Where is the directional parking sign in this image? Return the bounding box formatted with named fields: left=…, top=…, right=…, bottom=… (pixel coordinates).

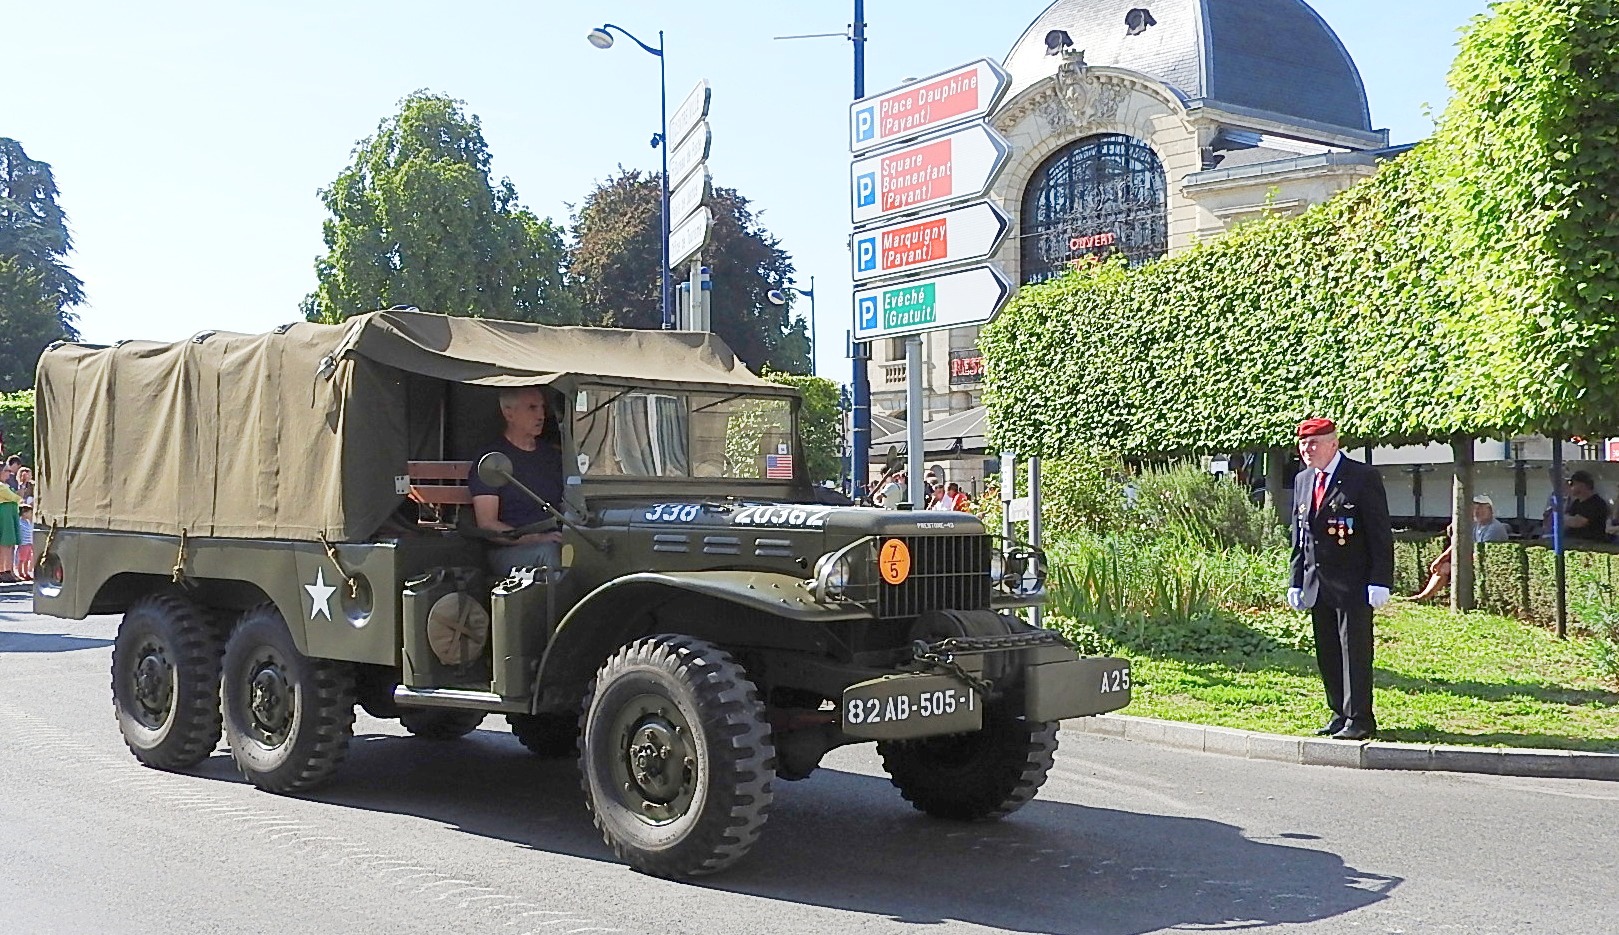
left=852, top=264, right=1012, bottom=342
left=850, top=59, right=1010, bottom=155
left=850, top=123, right=1011, bottom=227
left=851, top=202, right=1010, bottom=284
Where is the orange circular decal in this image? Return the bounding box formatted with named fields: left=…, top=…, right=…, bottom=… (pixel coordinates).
left=879, top=539, right=912, bottom=585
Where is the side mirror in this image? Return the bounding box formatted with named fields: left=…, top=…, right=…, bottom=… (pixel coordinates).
left=476, top=452, right=514, bottom=488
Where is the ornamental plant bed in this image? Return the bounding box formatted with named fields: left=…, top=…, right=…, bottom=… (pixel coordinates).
left=1053, top=603, right=1619, bottom=753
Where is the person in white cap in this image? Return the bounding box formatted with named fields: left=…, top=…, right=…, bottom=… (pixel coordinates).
left=1410, top=494, right=1512, bottom=602
left=1471, top=494, right=1510, bottom=543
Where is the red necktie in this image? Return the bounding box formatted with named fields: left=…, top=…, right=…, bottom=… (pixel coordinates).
left=1312, top=470, right=1328, bottom=512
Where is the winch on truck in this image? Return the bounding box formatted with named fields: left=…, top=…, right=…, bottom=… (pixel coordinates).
left=30, top=309, right=1131, bottom=878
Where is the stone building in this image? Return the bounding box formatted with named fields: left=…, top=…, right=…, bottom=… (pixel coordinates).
left=868, top=0, right=1400, bottom=491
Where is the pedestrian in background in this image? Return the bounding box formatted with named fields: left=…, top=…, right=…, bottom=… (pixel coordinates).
left=15, top=503, right=33, bottom=581
left=1287, top=417, right=1394, bottom=741
left=0, top=473, right=20, bottom=583
left=15, top=466, right=33, bottom=505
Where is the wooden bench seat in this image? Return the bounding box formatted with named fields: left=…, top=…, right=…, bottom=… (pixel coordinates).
left=406, top=460, right=475, bottom=506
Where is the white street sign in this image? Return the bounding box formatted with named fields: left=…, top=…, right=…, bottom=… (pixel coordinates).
left=850, top=59, right=1011, bottom=155
left=851, top=264, right=1012, bottom=341
left=668, top=122, right=711, bottom=188
left=670, top=79, right=711, bottom=148
left=670, top=206, right=712, bottom=268
left=1007, top=496, right=1033, bottom=522
left=670, top=169, right=710, bottom=229
left=850, top=201, right=1010, bottom=284
left=850, top=122, right=1011, bottom=226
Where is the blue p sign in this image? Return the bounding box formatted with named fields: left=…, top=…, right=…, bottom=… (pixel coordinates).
left=855, top=172, right=876, bottom=209
left=856, top=237, right=877, bottom=273
left=854, top=106, right=875, bottom=144
left=857, top=296, right=879, bottom=332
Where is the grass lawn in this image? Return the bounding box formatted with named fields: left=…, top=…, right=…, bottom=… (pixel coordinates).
left=1113, top=603, right=1619, bottom=752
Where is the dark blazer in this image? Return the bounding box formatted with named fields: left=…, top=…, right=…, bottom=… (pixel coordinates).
left=1290, top=456, right=1394, bottom=608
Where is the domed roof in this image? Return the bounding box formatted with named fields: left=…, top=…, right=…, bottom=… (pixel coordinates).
left=1003, top=0, right=1372, bottom=134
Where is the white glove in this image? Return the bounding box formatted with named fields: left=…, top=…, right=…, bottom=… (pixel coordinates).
left=1367, top=585, right=1391, bottom=609
left=1287, top=587, right=1306, bottom=611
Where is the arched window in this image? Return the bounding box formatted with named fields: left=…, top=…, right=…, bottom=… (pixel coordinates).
left=1019, top=134, right=1168, bottom=284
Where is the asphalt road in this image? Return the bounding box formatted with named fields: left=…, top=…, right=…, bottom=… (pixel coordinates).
left=2, top=590, right=1615, bottom=935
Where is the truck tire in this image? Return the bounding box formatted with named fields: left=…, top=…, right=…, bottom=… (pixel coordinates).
left=399, top=708, right=485, bottom=739
left=506, top=712, right=578, bottom=758
left=878, top=705, right=1058, bottom=821
left=579, top=635, right=775, bottom=878
left=110, top=592, right=224, bottom=770
left=221, top=603, right=356, bottom=793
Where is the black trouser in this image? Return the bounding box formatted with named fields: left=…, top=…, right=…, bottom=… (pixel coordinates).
left=1311, top=599, right=1375, bottom=730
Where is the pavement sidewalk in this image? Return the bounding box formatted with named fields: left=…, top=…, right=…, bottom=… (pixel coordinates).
left=1070, top=713, right=1619, bottom=781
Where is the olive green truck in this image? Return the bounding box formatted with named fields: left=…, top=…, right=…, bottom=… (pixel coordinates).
left=30, top=310, right=1130, bottom=877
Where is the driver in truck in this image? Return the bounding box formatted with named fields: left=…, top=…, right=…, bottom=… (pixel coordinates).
left=469, top=385, right=565, bottom=574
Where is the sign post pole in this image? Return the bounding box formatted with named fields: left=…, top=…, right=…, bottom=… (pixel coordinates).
left=850, top=0, right=870, bottom=497
left=906, top=335, right=925, bottom=508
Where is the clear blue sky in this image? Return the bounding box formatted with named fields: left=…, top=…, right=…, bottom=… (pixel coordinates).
left=14, top=0, right=1489, bottom=377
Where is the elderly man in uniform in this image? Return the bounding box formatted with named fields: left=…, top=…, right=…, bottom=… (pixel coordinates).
left=468, top=386, right=565, bottom=575
left=1287, top=417, right=1394, bottom=741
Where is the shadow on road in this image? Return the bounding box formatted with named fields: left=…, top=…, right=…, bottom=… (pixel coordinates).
left=190, top=727, right=1400, bottom=935
left=0, top=630, right=113, bottom=653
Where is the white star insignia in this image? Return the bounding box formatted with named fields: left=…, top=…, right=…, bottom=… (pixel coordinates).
left=304, top=568, right=337, bottom=621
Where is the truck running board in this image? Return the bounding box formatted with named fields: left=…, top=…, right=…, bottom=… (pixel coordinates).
left=392, top=686, right=525, bottom=713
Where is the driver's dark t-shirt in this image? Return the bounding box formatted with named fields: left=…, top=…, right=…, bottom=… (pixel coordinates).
left=467, top=436, right=565, bottom=527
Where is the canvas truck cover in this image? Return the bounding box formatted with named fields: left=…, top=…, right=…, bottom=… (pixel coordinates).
left=34, top=310, right=785, bottom=542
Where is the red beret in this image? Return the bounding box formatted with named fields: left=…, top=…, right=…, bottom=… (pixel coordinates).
left=1297, top=417, right=1337, bottom=438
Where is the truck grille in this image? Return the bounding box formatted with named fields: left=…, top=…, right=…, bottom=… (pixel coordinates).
left=876, top=535, right=992, bottom=619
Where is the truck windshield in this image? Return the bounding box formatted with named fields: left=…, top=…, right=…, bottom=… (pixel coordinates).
left=572, top=386, right=796, bottom=480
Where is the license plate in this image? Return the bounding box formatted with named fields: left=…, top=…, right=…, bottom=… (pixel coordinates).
left=841, top=673, right=983, bottom=741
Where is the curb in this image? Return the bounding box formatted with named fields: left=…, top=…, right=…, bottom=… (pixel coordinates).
left=1070, top=713, right=1619, bottom=782
left=0, top=582, right=32, bottom=596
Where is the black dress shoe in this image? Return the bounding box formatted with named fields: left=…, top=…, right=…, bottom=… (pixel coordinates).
left=1314, top=720, right=1347, bottom=736
left=1332, top=726, right=1374, bottom=740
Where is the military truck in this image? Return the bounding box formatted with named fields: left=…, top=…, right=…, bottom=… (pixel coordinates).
left=31, top=310, right=1130, bottom=878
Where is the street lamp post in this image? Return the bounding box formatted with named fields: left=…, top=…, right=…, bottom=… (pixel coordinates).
left=767, top=275, right=816, bottom=372
left=587, top=23, right=673, bottom=329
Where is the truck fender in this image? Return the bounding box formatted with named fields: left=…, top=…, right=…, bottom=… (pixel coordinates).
left=534, top=571, right=867, bottom=708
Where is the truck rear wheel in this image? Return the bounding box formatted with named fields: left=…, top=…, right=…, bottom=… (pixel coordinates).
left=579, top=635, right=775, bottom=878
left=878, top=705, right=1058, bottom=821
left=221, top=603, right=356, bottom=793
left=110, top=592, right=223, bottom=770
left=399, top=708, right=485, bottom=739
left=507, top=712, right=579, bottom=758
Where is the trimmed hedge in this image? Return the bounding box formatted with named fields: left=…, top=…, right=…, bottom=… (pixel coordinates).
left=0, top=390, right=32, bottom=465
left=984, top=0, right=1619, bottom=456
left=1394, top=536, right=1618, bottom=631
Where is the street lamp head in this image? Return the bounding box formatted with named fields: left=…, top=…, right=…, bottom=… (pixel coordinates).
left=766, top=289, right=787, bottom=306
left=586, top=27, right=614, bottom=49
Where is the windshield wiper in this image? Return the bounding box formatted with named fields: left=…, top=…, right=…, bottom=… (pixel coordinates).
left=691, top=392, right=749, bottom=414
left=581, top=387, right=636, bottom=420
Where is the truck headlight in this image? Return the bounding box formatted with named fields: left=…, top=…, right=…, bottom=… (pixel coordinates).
left=988, top=550, right=1006, bottom=582
left=812, top=551, right=853, bottom=599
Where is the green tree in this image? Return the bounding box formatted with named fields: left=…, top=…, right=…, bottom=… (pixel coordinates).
left=568, top=169, right=809, bottom=373
left=304, top=91, right=578, bottom=324
left=0, top=259, right=65, bottom=391
left=0, top=138, right=80, bottom=389
left=765, top=371, right=842, bottom=483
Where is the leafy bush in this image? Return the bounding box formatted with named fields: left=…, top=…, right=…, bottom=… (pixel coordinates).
left=984, top=0, right=1619, bottom=457
left=1045, top=532, right=1294, bottom=658
left=1394, top=536, right=1619, bottom=634
left=0, top=390, right=33, bottom=465
left=1127, top=464, right=1284, bottom=551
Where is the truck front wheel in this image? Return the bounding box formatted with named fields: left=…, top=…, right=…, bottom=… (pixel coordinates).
left=579, top=635, right=775, bottom=878
left=221, top=603, right=356, bottom=793
left=110, top=592, right=223, bottom=770
left=878, top=705, right=1058, bottom=820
